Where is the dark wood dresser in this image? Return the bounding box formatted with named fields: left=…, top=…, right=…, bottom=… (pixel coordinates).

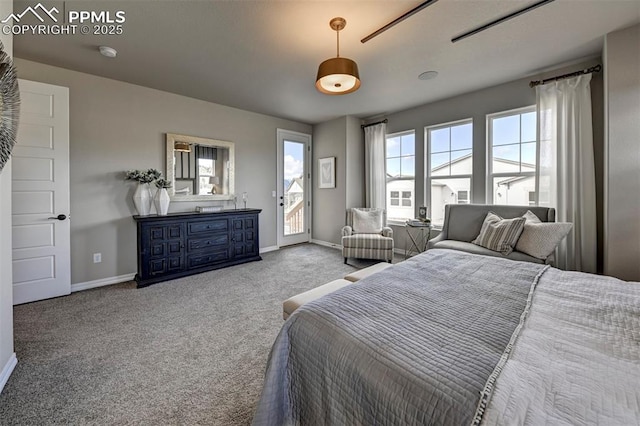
left=133, top=209, right=261, bottom=287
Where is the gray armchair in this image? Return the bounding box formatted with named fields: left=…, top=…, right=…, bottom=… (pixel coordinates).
left=427, top=204, right=556, bottom=264
left=342, top=208, right=394, bottom=264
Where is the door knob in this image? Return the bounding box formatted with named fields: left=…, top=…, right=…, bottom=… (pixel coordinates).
left=279, top=203, right=284, bottom=207
left=48, top=214, right=67, bottom=221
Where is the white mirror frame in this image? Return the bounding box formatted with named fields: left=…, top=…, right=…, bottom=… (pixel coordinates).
left=166, top=133, right=235, bottom=201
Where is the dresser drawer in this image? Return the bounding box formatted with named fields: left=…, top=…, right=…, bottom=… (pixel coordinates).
left=187, top=250, right=229, bottom=268
left=188, top=219, right=228, bottom=235
left=188, top=234, right=229, bottom=251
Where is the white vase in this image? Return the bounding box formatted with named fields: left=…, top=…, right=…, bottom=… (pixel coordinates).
left=133, top=183, right=152, bottom=216
left=154, top=187, right=171, bottom=216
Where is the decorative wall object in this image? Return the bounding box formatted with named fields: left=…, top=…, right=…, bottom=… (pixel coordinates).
left=318, top=157, right=336, bottom=189
left=0, top=41, right=20, bottom=172
left=166, top=133, right=235, bottom=201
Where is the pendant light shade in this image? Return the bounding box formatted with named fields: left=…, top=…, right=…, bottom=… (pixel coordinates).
left=316, top=17, right=361, bottom=95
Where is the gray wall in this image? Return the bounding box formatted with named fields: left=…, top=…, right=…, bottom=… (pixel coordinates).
left=603, top=24, right=640, bottom=281
left=312, top=116, right=364, bottom=245
left=312, top=117, right=347, bottom=244
left=14, top=59, right=311, bottom=285
left=0, top=0, right=13, bottom=389
left=345, top=116, right=365, bottom=210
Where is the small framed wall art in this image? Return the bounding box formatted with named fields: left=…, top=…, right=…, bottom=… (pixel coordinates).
left=318, top=157, right=336, bottom=189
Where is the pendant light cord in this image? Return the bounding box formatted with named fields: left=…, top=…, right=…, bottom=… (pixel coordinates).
left=336, top=28, right=340, bottom=57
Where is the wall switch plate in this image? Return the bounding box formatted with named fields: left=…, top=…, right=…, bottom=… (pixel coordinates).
left=272, top=190, right=276, bottom=197
left=93, top=253, right=102, bottom=263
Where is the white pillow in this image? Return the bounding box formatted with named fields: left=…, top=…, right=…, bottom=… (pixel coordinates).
left=515, top=210, right=573, bottom=260
left=352, top=209, right=383, bottom=234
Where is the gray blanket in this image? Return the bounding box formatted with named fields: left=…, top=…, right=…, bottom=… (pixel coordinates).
left=253, top=250, right=548, bottom=425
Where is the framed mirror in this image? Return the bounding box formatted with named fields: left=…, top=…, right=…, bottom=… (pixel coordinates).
left=166, top=133, right=235, bottom=201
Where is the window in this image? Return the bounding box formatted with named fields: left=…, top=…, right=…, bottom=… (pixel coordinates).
left=426, top=120, right=473, bottom=227
left=198, top=158, right=215, bottom=195
left=488, top=107, right=537, bottom=206
left=402, top=191, right=412, bottom=207
left=386, top=131, right=415, bottom=222
left=390, top=191, right=399, bottom=206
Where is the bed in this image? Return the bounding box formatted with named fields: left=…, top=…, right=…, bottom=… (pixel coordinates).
left=252, top=249, right=640, bottom=425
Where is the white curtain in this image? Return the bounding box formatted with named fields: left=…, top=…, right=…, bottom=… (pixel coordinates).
left=364, top=123, right=387, bottom=209
left=536, top=74, right=597, bottom=273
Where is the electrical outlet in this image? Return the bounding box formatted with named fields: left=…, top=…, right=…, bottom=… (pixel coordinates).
left=93, top=253, right=102, bottom=263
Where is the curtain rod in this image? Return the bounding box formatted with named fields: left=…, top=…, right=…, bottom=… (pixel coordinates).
left=361, top=119, right=388, bottom=129
left=529, top=64, right=602, bottom=88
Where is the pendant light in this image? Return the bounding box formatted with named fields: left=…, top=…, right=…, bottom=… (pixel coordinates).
left=315, top=17, right=361, bottom=95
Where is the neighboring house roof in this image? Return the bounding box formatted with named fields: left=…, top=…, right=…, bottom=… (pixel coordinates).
left=430, top=153, right=534, bottom=173
left=386, top=175, right=415, bottom=182
left=495, top=175, right=534, bottom=186
left=285, top=177, right=304, bottom=193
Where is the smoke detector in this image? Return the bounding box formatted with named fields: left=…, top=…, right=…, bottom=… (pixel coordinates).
left=418, top=71, right=438, bottom=81
left=99, top=46, right=117, bottom=58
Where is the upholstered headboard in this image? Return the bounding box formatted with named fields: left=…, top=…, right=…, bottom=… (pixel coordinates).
left=442, top=204, right=556, bottom=243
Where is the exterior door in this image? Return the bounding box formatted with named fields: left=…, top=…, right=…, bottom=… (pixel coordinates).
left=277, top=129, right=311, bottom=247
left=12, top=80, right=70, bottom=304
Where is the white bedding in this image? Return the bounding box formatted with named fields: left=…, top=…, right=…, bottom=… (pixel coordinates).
left=482, top=268, right=640, bottom=425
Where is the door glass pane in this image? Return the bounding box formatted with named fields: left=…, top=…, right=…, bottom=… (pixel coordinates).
left=283, top=141, right=304, bottom=236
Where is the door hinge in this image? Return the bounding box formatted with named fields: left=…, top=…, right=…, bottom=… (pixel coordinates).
left=307, top=201, right=310, bottom=206
left=308, top=228, right=310, bottom=234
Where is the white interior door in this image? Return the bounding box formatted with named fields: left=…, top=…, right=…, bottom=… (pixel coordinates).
left=277, top=129, right=311, bottom=247
left=12, top=80, right=70, bottom=305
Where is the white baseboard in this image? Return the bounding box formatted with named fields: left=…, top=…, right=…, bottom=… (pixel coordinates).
left=0, top=353, right=17, bottom=394
left=310, top=239, right=342, bottom=250
left=259, top=246, right=279, bottom=254
left=70, top=246, right=279, bottom=292
left=71, top=273, right=136, bottom=293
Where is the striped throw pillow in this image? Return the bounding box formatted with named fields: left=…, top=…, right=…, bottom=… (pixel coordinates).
left=472, top=212, right=526, bottom=255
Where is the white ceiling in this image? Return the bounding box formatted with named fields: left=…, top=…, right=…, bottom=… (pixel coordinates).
left=13, top=0, right=640, bottom=124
